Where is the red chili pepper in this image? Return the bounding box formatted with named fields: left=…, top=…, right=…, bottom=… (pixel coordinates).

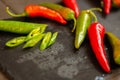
left=102, top=0, right=112, bottom=14
left=6, top=4, right=67, bottom=24
left=88, top=22, right=110, bottom=73
left=63, top=0, right=80, bottom=18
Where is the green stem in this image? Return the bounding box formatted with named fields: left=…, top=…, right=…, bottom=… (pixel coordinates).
left=89, top=8, right=102, bottom=22
left=89, top=8, right=102, bottom=12
left=89, top=11, right=98, bottom=22
left=71, top=17, right=76, bottom=32
left=6, top=7, right=27, bottom=17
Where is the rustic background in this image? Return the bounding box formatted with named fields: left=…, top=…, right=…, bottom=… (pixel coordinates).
left=0, top=0, right=120, bottom=80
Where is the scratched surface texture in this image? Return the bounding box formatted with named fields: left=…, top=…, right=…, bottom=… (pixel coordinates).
left=0, top=0, right=120, bottom=80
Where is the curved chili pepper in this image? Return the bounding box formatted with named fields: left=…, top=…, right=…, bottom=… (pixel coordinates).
left=40, top=2, right=76, bottom=29
left=88, top=22, right=110, bottom=73
left=106, top=32, right=120, bottom=65
left=6, top=36, right=26, bottom=47
left=6, top=5, right=67, bottom=24
left=74, top=8, right=102, bottom=49
left=0, top=20, right=47, bottom=34
left=62, top=0, right=80, bottom=18
left=102, top=0, right=112, bottom=14
left=23, top=33, right=44, bottom=48
left=112, top=0, right=120, bottom=7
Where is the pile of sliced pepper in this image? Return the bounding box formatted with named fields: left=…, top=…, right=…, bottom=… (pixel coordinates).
left=0, top=20, right=58, bottom=51
left=5, top=25, right=58, bottom=51
left=0, top=0, right=119, bottom=73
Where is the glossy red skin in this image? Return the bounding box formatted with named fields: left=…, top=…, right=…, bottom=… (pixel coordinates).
left=88, top=22, right=110, bottom=73
left=25, top=5, right=67, bottom=24
left=103, top=0, right=111, bottom=14
left=63, top=0, right=80, bottom=18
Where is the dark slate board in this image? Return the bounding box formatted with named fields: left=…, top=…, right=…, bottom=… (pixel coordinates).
left=0, top=0, right=120, bottom=80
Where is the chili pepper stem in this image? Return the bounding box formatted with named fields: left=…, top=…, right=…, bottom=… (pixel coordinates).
left=71, top=17, right=76, bottom=32
left=6, top=7, right=27, bottom=17
left=72, top=8, right=102, bottom=32
left=89, top=8, right=102, bottom=12
left=89, top=8, right=102, bottom=22
left=89, top=11, right=98, bottom=22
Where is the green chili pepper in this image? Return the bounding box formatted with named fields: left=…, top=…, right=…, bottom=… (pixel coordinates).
left=40, top=32, right=52, bottom=51
left=75, top=10, right=92, bottom=49
left=47, top=32, right=58, bottom=47
left=25, top=27, right=42, bottom=41
left=40, top=2, right=76, bottom=29
left=75, top=8, right=102, bottom=49
left=6, top=36, right=26, bottom=47
left=23, top=33, right=44, bottom=48
left=106, top=32, right=120, bottom=65
left=0, top=20, right=47, bottom=34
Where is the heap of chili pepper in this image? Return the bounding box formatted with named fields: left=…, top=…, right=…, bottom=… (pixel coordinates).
left=88, top=22, right=110, bottom=73
left=62, top=0, right=80, bottom=18
left=3, top=1, right=119, bottom=73
left=5, top=25, right=58, bottom=51
left=72, top=6, right=110, bottom=72
left=0, top=20, right=58, bottom=50
left=74, top=8, right=102, bottom=49
left=106, top=32, right=120, bottom=65
left=6, top=4, right=67, bottom=24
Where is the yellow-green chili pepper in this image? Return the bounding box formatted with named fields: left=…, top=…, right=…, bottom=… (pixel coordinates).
left=47, top=32, right=58, bottom=47
left=25, top=27, right=43, bottom=41
left=74, top=8, right=102, bottom=49
left=40, top=2, right=76, bottom=29
left=23, top=33, right=45, bottom=48
left=40, top=32, right=52, bottom=51
left=0, top=20, right=47, bottom=34
left=106, top=32, right=120, bottom=65
left=6, top=36, right=26, bottom=47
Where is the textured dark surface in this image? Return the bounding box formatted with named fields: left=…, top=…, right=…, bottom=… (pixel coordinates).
left=0, top=0, right=120, bottom=80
